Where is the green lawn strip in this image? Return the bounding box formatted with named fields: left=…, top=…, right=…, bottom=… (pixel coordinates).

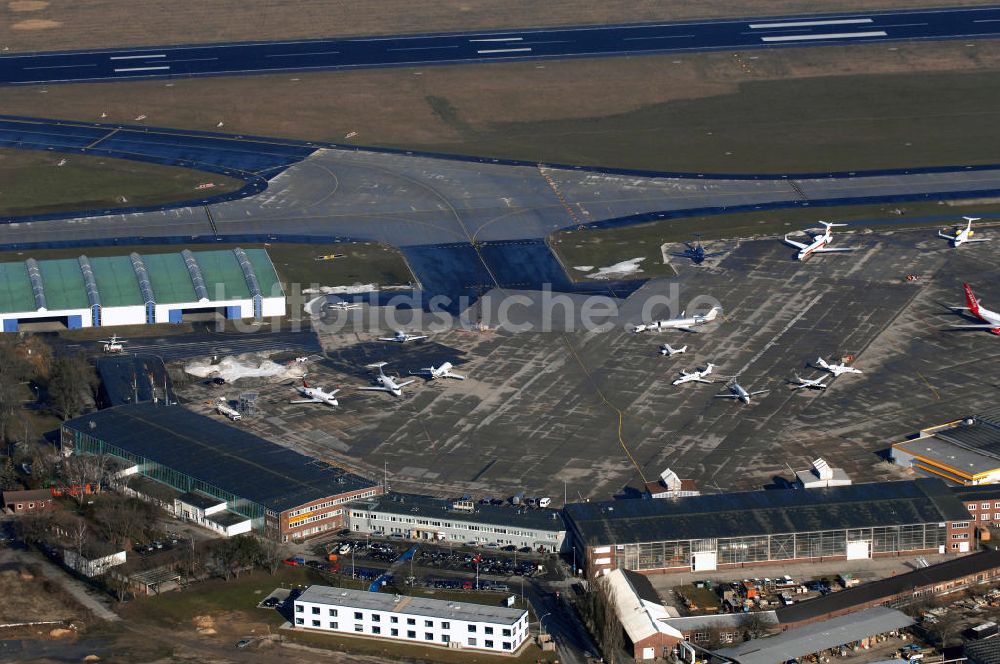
left=551, top=199, right=1000, bottom=279
left=0, top=148, right=244, bottom=218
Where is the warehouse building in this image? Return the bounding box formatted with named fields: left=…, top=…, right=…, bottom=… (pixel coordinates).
left=62, top=403, right=381, bottom=541
left=348, top=493, right=566, bottom=552
left=564, top=479, right=973, bottom=578
left=0, top=247, right=284, bottom=331
left=891, top=408, right=1000, bottom=485
left=293, top=586, right=529, bottom=655
left=604, top=569, right=683, bottom=660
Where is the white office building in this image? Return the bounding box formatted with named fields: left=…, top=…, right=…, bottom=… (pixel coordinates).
left=293, top=586, right=529, bottom=655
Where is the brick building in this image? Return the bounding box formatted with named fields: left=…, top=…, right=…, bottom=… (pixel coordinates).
left=2, top=489, right=55, bottom=514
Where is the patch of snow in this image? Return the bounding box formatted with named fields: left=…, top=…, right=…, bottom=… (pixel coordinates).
left=184, top=353, right=305, bottom=383
left=573, top=265, right=595, bottom=272
left=302, top=283, right=378, bottom=295
left=585, top=257, right=645, bottom=280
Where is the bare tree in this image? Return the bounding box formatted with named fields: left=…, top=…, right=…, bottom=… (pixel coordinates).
left=257, top=536, right=287, bottom=576
left=740, top=612, right=775, bottom=640
left=60, top=453, right=110, bottom=506
left=47, top=353, right=97, bottom=421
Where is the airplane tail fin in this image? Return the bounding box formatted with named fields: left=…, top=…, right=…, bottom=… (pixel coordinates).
left=704, top=307, right=720, bottom=321
left=963, top=216, right=981, bottom=226
left=964, top=283, right=981, bottom=315
left=816, top=357, right=827, bottom=368
left=302, top=378, right=310, bottom=388
left=820, top=221, right=847, bottom=229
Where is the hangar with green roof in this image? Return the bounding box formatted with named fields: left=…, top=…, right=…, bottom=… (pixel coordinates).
left=0, top=248, right=284, bottom=331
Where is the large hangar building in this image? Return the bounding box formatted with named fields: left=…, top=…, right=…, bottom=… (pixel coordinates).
left=0, top=247, right=284, bottom=331
left=62, top=403, right=382, bottom=542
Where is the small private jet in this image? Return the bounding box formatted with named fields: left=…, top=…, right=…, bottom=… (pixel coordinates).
left=326, top=301, right=362, bottom=311
left=379, top=331, right=428, bottom=343
left=670, top=235, right=727, bottom=265
left=950, top=283, right=1000, bottom=335
left=789, top=374, right=828, bottom=390
left=633, top=307, right=720, bottom=333
left=783, top=222, right=855, bottom=260
left=715, top=378, right=768, bottom=404
left=360, top=362, right=415, bottom=397
left=672, top=363, right=715, bottom=386
left=815, top=357, right=863, bottom=377
left=660, top=344, right=688, bottom=357
left=290, top=378, right=340, bottom=407
left=98, top=334, right=128, bottom=353
left=410, top=362, right=466, bottom=381
left=939, top=217, right=989, bottom=248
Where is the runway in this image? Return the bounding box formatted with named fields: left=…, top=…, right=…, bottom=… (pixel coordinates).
left=3, top=6, right=1000, bottom=85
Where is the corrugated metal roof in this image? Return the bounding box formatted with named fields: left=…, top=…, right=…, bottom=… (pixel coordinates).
left=564, top=479, right=968, bottom=546
left=63, top=403, right=378, bottom=513
left=606, top=569, right=683, bottom=644
left=716, top=607, right=913, bottom=664
left=353, top=493, right=564, bottom=533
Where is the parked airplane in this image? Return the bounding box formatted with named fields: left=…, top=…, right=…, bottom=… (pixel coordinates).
left=939, top=217, right=989, bottom=247
left=326, top=301, right=362, bottom=311
left=98, top=334, right=127, bottom=353
left=783, top=222, right=855, bottom=260
left=660, top=344, right=688, bottom=357
left=360, top=362, right=415, bottom=397
left=950, top=283, right=1000, bottom=334
left=789, top=374, right=828, bottom=390
left=672, top=363, right=716, bottom=386
left=290, top=378, right=340, bottom=407
left=815, top=357, right=863, bottom=376
left=715, top=378, right=768, bottom=404
left=411, top=362, right=465, bottom=381
left=670, top=234, right=726, bottom=264
left=379, top=331, right=427, bottom=343
left=633, top=307, right=721, bottom=333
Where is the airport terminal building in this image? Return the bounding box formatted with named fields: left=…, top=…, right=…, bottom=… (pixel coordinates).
left=348, top=493, right=566, bottom=552
left=0, top=247, right=284, bottom=331
left=564, top=479, right=973, bottom=578
left=62, top=403, right=381, bottom=541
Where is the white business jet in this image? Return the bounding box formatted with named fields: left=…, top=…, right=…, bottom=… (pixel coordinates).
left=360, top=362, right=415, bottom=397
left=98, top=334, right=128, bottom=353
left=939, top=217, right=989, bottom=247
left=633, top=307, right=720, bottom=333
left=789, top=374, right=827, bottom=390
left=815, top=357, right=863, bottom=377
left=410, top=362, right=465, bottom=381
left=672, top=363, right=716, bottom=386
left=715, top=378, right=768, bottom=404
left=783, top=222, right=855, bottom=260
left=379, top=331, right=428, bottom=343
left=660, top=344, right=688, bottom=357
left=327, top=301, right=362, bottom=311
left=290, top=378, right=340, bottom=407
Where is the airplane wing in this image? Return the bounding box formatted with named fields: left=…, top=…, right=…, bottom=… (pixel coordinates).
left=409, top=335, right=428, bottom=341
left=446, top=373, right=466, bottom=380
left=377, top=337, right=399, bottom=342
left=783, top=236, right=808, bottom=250
left=359, top=386, right=391, bottom=392
left=948, top=324, right=1000, bottom=329
left=967, top=238, right=990, bottom=243
left=290, top=398, right=322, bottom=403
left=810, top=247, right=855, bottom=253
left=714, top=393, right=738, bottom=399
left=395, top=379, right=416, bottom=388
left=937, top=231, right=955, bottom=240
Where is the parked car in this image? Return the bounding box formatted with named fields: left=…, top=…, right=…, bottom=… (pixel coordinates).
left=235, top=639, right=252, bottom=648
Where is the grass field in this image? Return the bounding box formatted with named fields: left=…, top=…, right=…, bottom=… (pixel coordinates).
left=551, top=198, right=1000, bottom=280
left=4, top=40, right=999, bottom=175
left=0, top=0, right=988, bottom=53
left=0, top=149, right=243, bottom=218
left=0, top=242, right=414, bottom=291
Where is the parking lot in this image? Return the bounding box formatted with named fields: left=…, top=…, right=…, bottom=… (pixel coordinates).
left=173, top=228, right=1000, bottom=501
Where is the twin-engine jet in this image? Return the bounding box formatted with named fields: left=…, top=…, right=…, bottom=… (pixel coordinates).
left=783, top=222, right=856, bottom=260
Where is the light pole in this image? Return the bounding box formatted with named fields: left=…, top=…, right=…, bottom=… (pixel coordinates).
left=538, top=611, right=552, bottom=638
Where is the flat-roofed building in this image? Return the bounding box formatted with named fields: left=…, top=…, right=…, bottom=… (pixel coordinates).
left=0, top=248, right=284, bottom=331
left=348, top=493, right=565, bottom=552
left=892, top=408, right=1000, bottom=485
left=293, top=586, right=529, bottom=655
left=62, top=403, right=381, bottom=542
left=564, top=479, right=973, bottom=578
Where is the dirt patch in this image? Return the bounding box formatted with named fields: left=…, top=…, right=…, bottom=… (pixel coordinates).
left=9, top=1, right=49, bottom=11
left=0, top=0, right=992, bottom=52
left=10, top=18, right=60, bottom=29
left=0, top=564, right=87, bottom=625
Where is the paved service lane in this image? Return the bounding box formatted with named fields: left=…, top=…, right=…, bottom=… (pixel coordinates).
left=3, top=6, right=1000, bottom=85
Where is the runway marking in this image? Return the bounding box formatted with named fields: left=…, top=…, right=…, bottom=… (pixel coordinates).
left=476, top=47, right=532, bottom=54
left=469, top=37, right=523, bottom=42
left=387, top=45, right=461, bottom=51
left=761, top=30, right=888, bottom=42
left=113, top=66, right=171, bottom=73
left=265, top=50, right=340, bottom=58
left=749, top=18, right=874, bottom=29
left=161, top=57, right=219, bottom=63
left=22, top=63, right=99, bottom=70
left=109, top=54, right=166, bottom=60
left=622, top=34, right=695, bottom=41
left=84, top=128, right=119, bottom=150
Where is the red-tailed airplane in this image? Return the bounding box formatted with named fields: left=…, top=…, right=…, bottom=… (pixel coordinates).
left=951, top=283, right=1000, bottom=334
